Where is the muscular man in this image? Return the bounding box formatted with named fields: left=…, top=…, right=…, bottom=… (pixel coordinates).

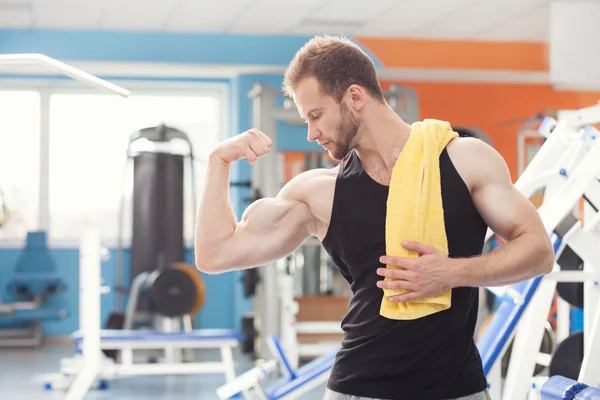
left=195, top=36, right=554, bottom=400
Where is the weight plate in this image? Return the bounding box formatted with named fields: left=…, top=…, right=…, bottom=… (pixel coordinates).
left=241, top=268, right=260, bottom=298
left=554, top=214, right=579, bottom=239
left=557, top=282, right=584, bottom=308
left=103, top=312, right=125, bottom=360
left=147, top=268, right=197, bottom=317
left=557, top=246, right=583, bottom=271
left=173, top=262, right=206, bottom=315
left=549, top=331, right=584, bottom=380
left=555, top=244, right=584, bottom=308
left=241, top=314, right=257, bottom=355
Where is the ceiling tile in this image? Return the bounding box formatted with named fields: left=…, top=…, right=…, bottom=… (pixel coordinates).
left=101, top=0, right=177, bottom=30
left=408, top=2, right=532, bottom=39
left=165, top=2, right=246, bottom=32
left=0, top=0, right=556, bottom=42
left=476, top=3, right=549, bottom=41
left=249, top=0, right=323, bottom=11
left=309, top=0, right=397, bottom=22
left=356, top=0, right=480, bottom=36
left=33, top=0, right=102, bottom=28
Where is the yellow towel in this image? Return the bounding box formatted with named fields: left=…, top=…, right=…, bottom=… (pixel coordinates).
left=380, top=119, right=458, bottom=320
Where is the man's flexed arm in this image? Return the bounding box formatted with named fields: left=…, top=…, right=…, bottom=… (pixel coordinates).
left=194, top=129, right=316, bottom=274
left=454, top=138, right=555, bottom=286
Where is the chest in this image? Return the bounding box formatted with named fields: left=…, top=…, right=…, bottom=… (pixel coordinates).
left=321, top=173, right=483, bottom=283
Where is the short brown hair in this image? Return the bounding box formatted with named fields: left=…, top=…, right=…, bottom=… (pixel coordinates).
left=283, top=35, right=385, bottom=103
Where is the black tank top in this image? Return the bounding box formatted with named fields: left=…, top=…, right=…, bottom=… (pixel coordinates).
left=321, top=148, right=489, bottom=400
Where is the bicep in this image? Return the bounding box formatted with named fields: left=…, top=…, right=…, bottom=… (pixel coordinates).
left=472, top=177, right=542, bottom=242
left=223, top=197, right=314, bottom=270
left=462, top=140, right=545, bottom=242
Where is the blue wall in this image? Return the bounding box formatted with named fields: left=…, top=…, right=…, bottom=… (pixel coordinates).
left=0, top=29, right=379, bottom=336
left=0, top=248, right=235, bottom=334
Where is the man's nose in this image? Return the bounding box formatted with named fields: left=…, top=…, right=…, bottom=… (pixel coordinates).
left=307, top=124, right=320, bottom=142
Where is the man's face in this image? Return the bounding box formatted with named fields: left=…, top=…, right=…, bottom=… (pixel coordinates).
left=293, top=77, right=360, bottom=161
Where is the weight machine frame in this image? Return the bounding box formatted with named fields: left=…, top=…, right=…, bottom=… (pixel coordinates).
left=483, top=104, right=600, bottom=399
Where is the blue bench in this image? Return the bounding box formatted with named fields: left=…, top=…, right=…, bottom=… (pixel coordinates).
left=541, top=375, right=600, bottom=400
left=71, top=329, right=244, bottom=344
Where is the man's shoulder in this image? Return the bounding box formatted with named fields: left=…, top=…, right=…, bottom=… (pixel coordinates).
left=279, top=165, right=338, bottom=201
left=446, top=135, right=490, bottom=153
left=290, top=167, right=338, bottom=196
left=278, top=166, right=338, bottom=238
left=445, top=136, right=510, bottom=192
left=296, top=165, right=339, bottom=180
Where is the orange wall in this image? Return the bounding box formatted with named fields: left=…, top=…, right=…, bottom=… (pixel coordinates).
left=283, top=38, right=600, bottom=182
left=354, top=37, right=600, bottom=180
left=358, top=38, right=548, bottom=71
left=380, top=81, right=600, bottom=180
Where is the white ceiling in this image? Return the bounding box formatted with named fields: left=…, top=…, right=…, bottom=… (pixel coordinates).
left=0, top=0, right=562, bottom=41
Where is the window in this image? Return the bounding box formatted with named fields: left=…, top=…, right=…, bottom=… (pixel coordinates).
left=0, top=90, right=40, bottom=241
left=48, top=91, right=223, bottom=244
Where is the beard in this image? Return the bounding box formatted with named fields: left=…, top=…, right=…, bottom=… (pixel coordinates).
left=329, top=102, right=360, bottom=161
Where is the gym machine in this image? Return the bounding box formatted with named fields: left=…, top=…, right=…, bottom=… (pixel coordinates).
left=45, top=230, right=242, bottom=399
left=0, top=52, right=131, bottom=347
left=106, top=124, right=206, bottom=340
left=0, top=231, right=69, bottom=347
left=540, top=375, right=600, bottom=400
left=478, top=102, right=600, bottom=400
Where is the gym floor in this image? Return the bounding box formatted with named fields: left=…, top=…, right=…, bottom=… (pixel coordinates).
left=2, top=343, right=325, bottom=399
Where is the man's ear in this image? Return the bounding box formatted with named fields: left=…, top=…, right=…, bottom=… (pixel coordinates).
left=347, top=84, right=366, bottom=111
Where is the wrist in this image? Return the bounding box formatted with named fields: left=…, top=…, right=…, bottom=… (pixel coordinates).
left=209, top=149, right=231, bottom=166
left=450, top=257, right=477, bottom=288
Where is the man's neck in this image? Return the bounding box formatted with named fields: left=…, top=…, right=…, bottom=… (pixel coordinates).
left=353, top=106, right=412, bottom=174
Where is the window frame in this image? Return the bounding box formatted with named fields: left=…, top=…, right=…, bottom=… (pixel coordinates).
left=0, top=78, right=229, bottom=248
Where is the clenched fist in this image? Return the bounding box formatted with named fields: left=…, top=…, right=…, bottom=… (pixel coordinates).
left=215, top=129, right=273, bottom=164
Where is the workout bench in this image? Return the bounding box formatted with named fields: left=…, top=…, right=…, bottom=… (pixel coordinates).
left=48, top=328, right=244, bottom=391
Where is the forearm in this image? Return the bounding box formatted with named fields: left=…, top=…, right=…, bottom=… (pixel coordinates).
left=194, top=151, right=237, bottom=267
left=453, top=231, right=555, bottom=288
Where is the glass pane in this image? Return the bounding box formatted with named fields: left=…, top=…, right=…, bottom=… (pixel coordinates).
left=0, top=90, right=40, bottom=240
left=48, top=92, right=222, bottom=243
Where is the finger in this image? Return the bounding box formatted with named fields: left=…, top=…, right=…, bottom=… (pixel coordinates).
left=250, top=129, right=273, bottom=148
left=259, top=132, right=273, bottom=148
left=248, top=135, right=269, bottom=155
left=389, top=291, right=421, bottom=303
left=376, top=279, right=417, bottom=291
left=401, top=240, right=435, bottom=255
left=244, top=146, right=258, bottom=164
left=376, top=268, right=416, bottom=281
left=379, top=256, right=418, bottom=270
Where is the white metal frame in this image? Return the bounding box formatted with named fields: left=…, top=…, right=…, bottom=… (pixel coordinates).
left=484, top=118, right=591, bottom=301
left=483, top=105, right=600, bottom=400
